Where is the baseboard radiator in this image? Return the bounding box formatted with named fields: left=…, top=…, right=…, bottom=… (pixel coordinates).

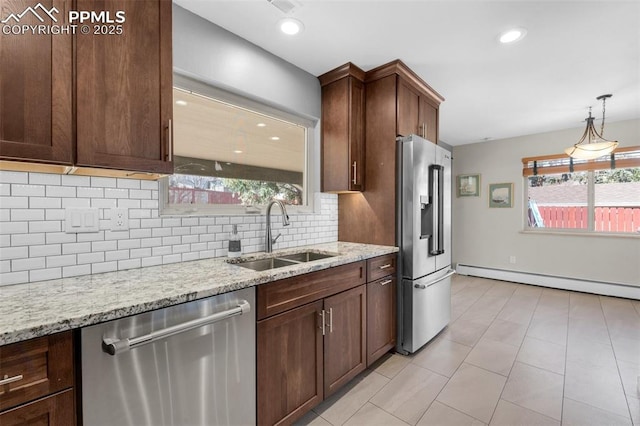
left=456, top=264, right=640, bottom=300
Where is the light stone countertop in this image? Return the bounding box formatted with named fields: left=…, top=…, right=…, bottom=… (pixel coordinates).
left=0, top=242, right=398, bottom=345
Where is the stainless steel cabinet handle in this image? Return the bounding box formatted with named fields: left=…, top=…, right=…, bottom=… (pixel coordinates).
left=320, top=310, right=326, bottom=336
left=380, top=279, right=392, bottom=286
left=328, top=308, right=333, bottom=333
left=103, top=300, right=251, bottom=356
left=379, top=264, right=392, bottom=270
left=166, top=119, right=173, bottom=162
left=0, top=374, right=23, bottom=386
left=352, top=161, right=357, bottom=185
left=414, top=269, right=456, bottom=289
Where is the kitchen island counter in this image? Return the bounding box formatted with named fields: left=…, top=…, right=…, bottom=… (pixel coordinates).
left=0, top=242, right=397, bottom=345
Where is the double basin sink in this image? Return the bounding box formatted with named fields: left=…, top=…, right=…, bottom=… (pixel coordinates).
left=230, top=251, right=335, bottom=272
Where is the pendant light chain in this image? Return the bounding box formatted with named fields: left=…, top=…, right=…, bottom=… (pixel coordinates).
left=600, top=96, right=606, bottom=137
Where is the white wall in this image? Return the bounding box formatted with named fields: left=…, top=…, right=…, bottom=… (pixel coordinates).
left=452, top=119, right=640, bottom=287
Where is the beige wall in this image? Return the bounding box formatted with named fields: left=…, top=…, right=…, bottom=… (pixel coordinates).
left=452, top=119, right=640, bottom=287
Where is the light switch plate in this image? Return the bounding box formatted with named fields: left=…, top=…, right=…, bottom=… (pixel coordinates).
left=65, top=208, right=100, bottom=233
left=110, top=208, right=129, bottom=231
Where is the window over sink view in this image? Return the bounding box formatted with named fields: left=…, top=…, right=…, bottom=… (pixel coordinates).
left=162, top=81, right=311, bottom=215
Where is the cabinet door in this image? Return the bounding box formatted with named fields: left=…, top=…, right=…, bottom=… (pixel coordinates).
left=0, top=389, right=74, bottom=426
left=367, top=276, right=397, bottom=366
left=76, top=0, right=173, bottom=174
left=419, top=97, right=438, bottom=144
left=323, top=285, right=366, bottom=398
left=0, top=331, right=74, bottom=412
left=321, top=76, right=364, bottom=192
left=257, top=301, right=323, bottom=426
left=396, top=78, right=420, bottom=137
left=0, top=0, right=72, bottom=164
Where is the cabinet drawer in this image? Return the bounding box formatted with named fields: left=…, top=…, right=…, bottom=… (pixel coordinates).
left=0, top=388, right=75, bottom=426
left=367, top=254, right=397, bottom=282
left=257, top=261, right=366, bottom=320
left=0, top=331, right=74, bottom=412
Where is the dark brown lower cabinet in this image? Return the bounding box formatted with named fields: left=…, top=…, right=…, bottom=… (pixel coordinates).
left=257, top=301, right=324, bottom=426
left=324, top=285, right=366, bottom=397
left=366, top=276, right=397, bottom=366
left=0, top=389, right=74, bottom=426
left=257, top=283, right=367, bottom=425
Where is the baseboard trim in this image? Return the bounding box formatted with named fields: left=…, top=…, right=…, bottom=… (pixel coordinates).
left=456, top=264, right=640, bottom=300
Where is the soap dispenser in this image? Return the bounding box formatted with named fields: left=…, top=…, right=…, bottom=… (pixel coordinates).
left=228, top=224, right=242, bottom=258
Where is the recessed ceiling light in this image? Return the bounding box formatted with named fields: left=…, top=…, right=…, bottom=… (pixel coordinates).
left=270, top=136, right=280, bottom=141
left=257, top=123, right=266, bottom=127
left=175, top=100, right=188, bottom=106
left=279, top=18, right=304, bottom=35
left=233, top=150, right=243, bottom=154
left=499, top=28, right=527, bottom=44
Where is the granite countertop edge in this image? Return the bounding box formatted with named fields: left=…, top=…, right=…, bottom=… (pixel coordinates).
left=0, top=242, right=398, bottom=346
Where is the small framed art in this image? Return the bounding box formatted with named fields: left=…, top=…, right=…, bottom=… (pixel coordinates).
left=488, top=183, right=513, bottom=208
left=456, top=174, right=480, bottom=197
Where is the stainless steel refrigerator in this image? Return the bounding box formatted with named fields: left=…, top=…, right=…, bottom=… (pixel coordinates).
left=396, top=134, right=455, bottom=355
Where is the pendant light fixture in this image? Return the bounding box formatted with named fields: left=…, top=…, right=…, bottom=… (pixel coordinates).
left=565, top=94, right=619, bottom=160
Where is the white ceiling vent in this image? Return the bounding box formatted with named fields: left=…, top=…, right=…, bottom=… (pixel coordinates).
left=267, top=0, right=301, bottom=15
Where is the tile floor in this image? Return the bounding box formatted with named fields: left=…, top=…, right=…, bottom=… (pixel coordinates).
left=296, top=274, right=640, bottom=426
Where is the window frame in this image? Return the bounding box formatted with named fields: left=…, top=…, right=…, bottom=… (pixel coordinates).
left=160, top=73, right=317, bottom=217
left=522, top=146, right=640, bottom=236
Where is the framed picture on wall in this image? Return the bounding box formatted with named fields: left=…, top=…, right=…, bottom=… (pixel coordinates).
left=456, top=174, right=480, bottom=197
left=489, top=183, right=513, bottom=208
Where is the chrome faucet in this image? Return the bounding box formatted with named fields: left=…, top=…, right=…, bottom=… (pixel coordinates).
left=265, top=200, right=290, bottom=253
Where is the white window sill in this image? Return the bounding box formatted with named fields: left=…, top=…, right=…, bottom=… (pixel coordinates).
left=520, top=229, right=640, bottom=239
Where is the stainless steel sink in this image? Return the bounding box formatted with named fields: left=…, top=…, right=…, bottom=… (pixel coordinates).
left=232, top=251, right=336, bottom=271
left=277, top=252, right=335, bottom=263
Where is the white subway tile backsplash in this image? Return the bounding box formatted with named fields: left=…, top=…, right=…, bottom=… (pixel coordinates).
left=46, top=254, right=77, bottom=268
left=63, top=264, right=91, bottom=278
left=0, top=170, right=337, bottom=286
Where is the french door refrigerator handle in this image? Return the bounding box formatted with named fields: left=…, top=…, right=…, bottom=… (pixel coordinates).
left=414, top=269, right=456, bottom=289
left=102, top=300, right=251, bottom=356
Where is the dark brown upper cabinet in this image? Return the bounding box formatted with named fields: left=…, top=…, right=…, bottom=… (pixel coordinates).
left=0, top=0, right=73, bottom=165
left=397, top=70, right=440, bottom=143
left=0, top=0, right=173, bottom=175
left=76, top=0, right=173, bottom=174
left=319, top=63, right=365, bottom=192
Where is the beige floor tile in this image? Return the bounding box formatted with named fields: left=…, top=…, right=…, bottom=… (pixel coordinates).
left=568, top=316, right=611, bottom=344
left=411, top=335, right=472, bottom=377
left=564, top=360, right=629, bottom=417
left=501, top=362, right=563, bottom=420
left=616, top=358, right=640, bottom=400
left=628, top=396, right=640, bottom=425
left=441, top=319, right=488, bottom=346
left=569, top=293, right=604, bottom=319
left=632, top=300, right=640, bottom=317
left=561, top=397, right=632, bottom=426
left=313, top=370, right=389, bottom=425
left=516, top=336, right=566, bottom=374
left=294, top=410, right=333, bottom=426
left=371, top=353, right=411, bottom=379
left=457, top=307, right=499, bottom=326
left=370, top=363, right=448, bottom=425
left=417, top=401, right=485, bottom=426
left=343, top=403, right=409, bottom=426
left=464, top=337, right=519, bottom=376
left=513, top=284, right=544, bottom=299
left=436, top=363, right=506, bottom=423
left=526, top=313, right=568, bottom=346
left=566, top=337, right=618, bottom=371
left=611, top=335, right=640, bottom=364
left=482, top=319, right=527, bottom=347
left=489, top=399, right=559, bottom=426
left=483, top=282, right=517, bottom=299
left=496, top=303, right=534, bottom=326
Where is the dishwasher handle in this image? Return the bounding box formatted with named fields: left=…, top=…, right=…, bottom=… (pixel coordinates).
left=102, top=300, right=251, bottom=356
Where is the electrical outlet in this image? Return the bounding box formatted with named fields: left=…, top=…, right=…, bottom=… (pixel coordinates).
left=509, top=256, right=516, bottom=264
left=110, top=208, right=129, bottom=231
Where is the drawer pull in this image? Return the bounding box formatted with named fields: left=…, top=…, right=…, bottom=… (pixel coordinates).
left=0, top=374, right=23, bottom=386
left=380, top=279, right=392, bottom=286
left=379, top=264, right=392, bottom=270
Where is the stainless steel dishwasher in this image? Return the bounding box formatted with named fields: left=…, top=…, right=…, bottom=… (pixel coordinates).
left=81, top=287, right=255, bottom=426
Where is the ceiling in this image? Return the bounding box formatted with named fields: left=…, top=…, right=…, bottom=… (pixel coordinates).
left=173, top=0, right=640, bottom=146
